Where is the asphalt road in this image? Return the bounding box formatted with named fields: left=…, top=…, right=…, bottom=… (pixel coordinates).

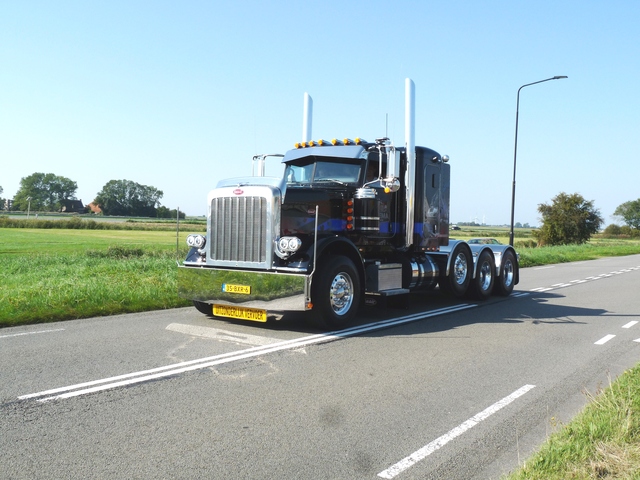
left=2, top=254, right=640, bottom=479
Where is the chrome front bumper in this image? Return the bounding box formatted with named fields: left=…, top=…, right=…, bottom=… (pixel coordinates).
left=177, top=266, right=310, bottom=312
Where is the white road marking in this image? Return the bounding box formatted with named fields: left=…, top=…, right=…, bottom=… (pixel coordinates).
left=377, top=384, right=536, bottom=479
left=634, top=339, right=640, bottom=343
left=0, top=328, right=65, bottom=339
left=166, top=323, right=278, bottom=346
left=595, top=334, right=616, bottom=345
left=622, top=321, right=638, bottom=329
left=533, top=266, right=555, bottom=270
left=531, top=264, right=640, bottom=292
left=20, top=304, right=477, bottom=402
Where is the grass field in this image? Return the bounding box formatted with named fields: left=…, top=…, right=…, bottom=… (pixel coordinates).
left=0, top=228, right=193, bottom=326
left=0, top=227, right=184, bottom=255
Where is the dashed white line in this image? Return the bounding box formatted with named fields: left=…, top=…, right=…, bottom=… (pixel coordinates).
left=377, top=385, right=536, bottom=479
left=530, top=264, right=640, bottom=292
left=0, top=328, right=65, bottom=339
left=595, top=334, right=616, bottom=345
left=622, top=321, right=638, bottom=329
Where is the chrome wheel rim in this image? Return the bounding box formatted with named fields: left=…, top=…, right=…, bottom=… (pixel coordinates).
left=330, top=273, right=354, bottom=316
left=479, top=260, right=493, bottom=291
left=454, top=252, right=468, bottom=285
left=502, top=259, right=514, bottom=287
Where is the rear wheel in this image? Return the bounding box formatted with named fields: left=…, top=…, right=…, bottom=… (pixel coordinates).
left=312, top=255, right=361, bottom=329
left=495, top=250, right=517, bottom=296
left=469, top=250, right=495, bottom=300
left=440, top=243, right=472, bottom=298
left=193, top=301, right=212, bottom=315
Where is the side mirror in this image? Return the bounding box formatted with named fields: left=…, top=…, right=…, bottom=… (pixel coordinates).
left=383, top=149, right=401, bottom=193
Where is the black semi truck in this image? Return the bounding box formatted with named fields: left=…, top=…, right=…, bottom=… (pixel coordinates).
left=178, top=79, right=519, bottom=328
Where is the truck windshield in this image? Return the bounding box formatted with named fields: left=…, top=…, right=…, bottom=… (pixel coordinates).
left=285, top=160, right=361, bottom=185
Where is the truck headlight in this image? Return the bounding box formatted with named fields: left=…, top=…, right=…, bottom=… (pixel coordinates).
left=276, top=236, right=302, bottom=259
left=287, top=237, right=302, bottom=251
left=186, top=234, right=206, bottom=249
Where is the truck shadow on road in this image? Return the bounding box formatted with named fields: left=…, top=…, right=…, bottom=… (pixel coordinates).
left=229, top=289, right=611, bottom=336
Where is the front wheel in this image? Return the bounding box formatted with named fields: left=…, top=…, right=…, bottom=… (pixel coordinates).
left=312, top=255, right=361, bottom=329
left=193, top=300, right=212, bottom=315
left=494, top=250, right=517, bottom=296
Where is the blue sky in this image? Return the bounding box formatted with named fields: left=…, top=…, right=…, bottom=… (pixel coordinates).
left=1, top=1, right=638, bottom=226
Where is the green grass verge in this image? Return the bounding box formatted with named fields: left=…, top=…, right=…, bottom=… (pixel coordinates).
left=518, top=240, right=640, bottom=268
left=505, top=367, right=640, bottom=479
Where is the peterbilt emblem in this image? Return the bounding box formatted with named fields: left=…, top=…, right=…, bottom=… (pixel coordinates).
left=233, top=188, right=244, bottom=195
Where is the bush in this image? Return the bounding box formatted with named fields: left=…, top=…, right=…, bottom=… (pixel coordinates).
left=604, top=224, right=622, bottom=236
left=0, top=215, right=204, bottom=232
left=602, top=224, right=640, bottom=239
left=535, top=192, right=603, bottom=246
left=515, top=239, right=538, bottom=249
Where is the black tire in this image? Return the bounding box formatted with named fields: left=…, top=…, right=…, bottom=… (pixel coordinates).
left=494, top=250, right=517, bottom=296
left=312, top=255, right=361, bottom=329
left=469, top=250, right=495, bottom=300
left=193, top=300, right=212, bottom=315
left=440, top=243, right=472, bottom=298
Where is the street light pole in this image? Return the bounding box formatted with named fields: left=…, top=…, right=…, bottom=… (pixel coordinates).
left=509, top=76, right=568, bottom=246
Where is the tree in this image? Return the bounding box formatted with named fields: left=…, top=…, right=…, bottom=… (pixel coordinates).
left=156, top=206, right=186, bottom=219
left=0, top=185, right=4, bottom=210
left=94, top=179, right=163, bottom=216
left=12, top=173, right=78, bottom=212
left=613, top=199, right=640, bottom=230
left=535, top=192, right=603, bottom=246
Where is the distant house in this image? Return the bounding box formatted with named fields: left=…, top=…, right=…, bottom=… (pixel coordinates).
left=60, top=199, right=85, bottom=213
left=87, top=202, right=102, bottom=214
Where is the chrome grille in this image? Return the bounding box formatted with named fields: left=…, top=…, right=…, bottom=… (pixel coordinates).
left=210, top=196, right=267, bottom=263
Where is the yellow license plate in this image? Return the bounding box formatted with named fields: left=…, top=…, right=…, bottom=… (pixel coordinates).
left=222, top=283, right=251, bottom=295
left=213, top=304, right=267, bottom=322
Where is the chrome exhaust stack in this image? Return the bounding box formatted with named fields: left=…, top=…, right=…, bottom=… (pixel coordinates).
left=404, top=78, right=416, bottom=249
left=302, top=92, right=313, bottom=143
